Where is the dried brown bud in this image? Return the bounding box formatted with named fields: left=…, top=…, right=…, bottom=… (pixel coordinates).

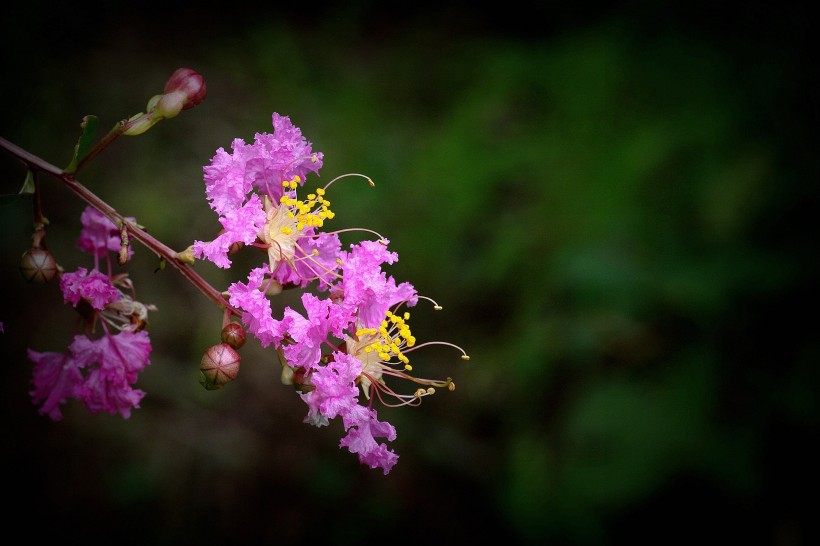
left=20, top=248, right=58, bottom=283
left=199, top=343, right=240, bottom=390
left=221, top=322, right=246, bottom=349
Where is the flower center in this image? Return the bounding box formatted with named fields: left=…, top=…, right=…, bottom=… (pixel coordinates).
left=261, top=175, right=335, bottom=270
left=261, top=175, right=335, bottom=271
left=350, top=310, right=422, bottom=400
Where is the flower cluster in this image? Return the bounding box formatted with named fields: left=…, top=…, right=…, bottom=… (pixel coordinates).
left=27, top=207, right=155, bottom=420
left=193, top=114, right=468, bottom=473
left=4, top=67, right=468, bottom=476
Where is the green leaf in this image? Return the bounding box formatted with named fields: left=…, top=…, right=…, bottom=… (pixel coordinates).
left=20, top=169, right=35, bottom=194
left=0, top=169, right=36, bottom=205
left=64, top=115, right=99, bottom=173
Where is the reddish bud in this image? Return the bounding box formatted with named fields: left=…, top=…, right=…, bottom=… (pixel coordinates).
left=20, top=248, right=57, bottom=283
left=221, top=322, right=246, bottom=349
left=199, top=343, right=240, bottom=390
left=163, top=68, right=207, bottom=111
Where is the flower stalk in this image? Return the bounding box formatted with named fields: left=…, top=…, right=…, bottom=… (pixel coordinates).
left=0, top=135, right=236, bottom=314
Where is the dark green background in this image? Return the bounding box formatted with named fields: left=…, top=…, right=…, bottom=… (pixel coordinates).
left=1, top=2, right=817, bottom=544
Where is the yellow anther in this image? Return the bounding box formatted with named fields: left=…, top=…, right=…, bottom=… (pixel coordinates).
left=404, top=364, right=412, bottom=371
left=434, top=305, right=443, bottom=311
left=448, top=382, right=455, bottom=392
left=426, top=387, right=435, bottom=395
left=461, top=355, right=470, bottom=361
left=281, top=180, right=289, bottom=187
left=403, top=312, right=410, bottom=320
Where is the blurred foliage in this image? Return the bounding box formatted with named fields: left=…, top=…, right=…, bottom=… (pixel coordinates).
left=1, top=1, right=817, bottom=545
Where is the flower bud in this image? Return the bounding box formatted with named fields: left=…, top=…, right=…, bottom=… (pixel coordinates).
left=20, top=248, right=57, bottom=283
left=199, top=343, right=240, bottom=390
left=277, top=348, right=315, bottom=393
left=122, top=112, right=157, bottom=136
left=163, top=68, right=206, bottom=111
left=221, top=322, right=246, bottom=349
left=153, top=92, right=186, bottom=119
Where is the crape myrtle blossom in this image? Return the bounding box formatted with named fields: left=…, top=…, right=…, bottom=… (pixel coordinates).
left=77, top=206, right=136, bottom=266
left=27, top=206, right=155, bottom=420
left=231, top=253, right=465, bottom=473
left=60, top=267, right=121, bottom=310
left=203, top=113, right=469, bottom=474
left=6, top=64, right=470, bottom=474
left=29, top=331, right=151, bottom=420
left=302, top=352, right=399, bottom=474
left=331, top=239, right=417, bottom=329
left=265, top=286, right=465, bottom=474
left=261, top=290, right=404, bottom=474
left=192, top=113, right=340, bottom=290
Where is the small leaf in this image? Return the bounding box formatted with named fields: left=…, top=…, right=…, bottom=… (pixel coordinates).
left=0, top=170, right=36, bottom=205
left=64, top=115, right=99, bottom=174
left=20, top=169, right=35, bottom=194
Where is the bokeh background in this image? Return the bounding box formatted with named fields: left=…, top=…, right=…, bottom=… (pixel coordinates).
left=1, top=1, right=817, bottom=544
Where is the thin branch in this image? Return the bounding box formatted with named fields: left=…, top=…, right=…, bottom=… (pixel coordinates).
left=0, top=135, right=237, bottom=315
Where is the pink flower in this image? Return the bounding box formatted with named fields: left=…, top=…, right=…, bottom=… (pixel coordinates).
left=192, top=112, right=470, bottom=474
left=60, top=267, right=121, bottom=310
left=194, top=113, right=324, bottom=269
left=227, top=267, right=289, bottom=347
left=28, top=331, right=152, bottom=420
left=300, top=352, right=398, bottom=474
left=203, top=114, right=323, bottom=216
left=339, top=403, right=398, bottom=475
left=301, top=352, right=361, bottom=426
left=69, top=331, right=151, bottom=418
left=192, top=193, right=267, bottom=269
left=335, top=239, right=418, bottom=328
left=28, top=349, right=85, bottom=421
left=271, top=230, right=341, bottom=290
left=252, top=113, right=325, bottom=197
left=279, top=293, right=352, bottom=370
left=77, top=206, right=135, bottom=259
